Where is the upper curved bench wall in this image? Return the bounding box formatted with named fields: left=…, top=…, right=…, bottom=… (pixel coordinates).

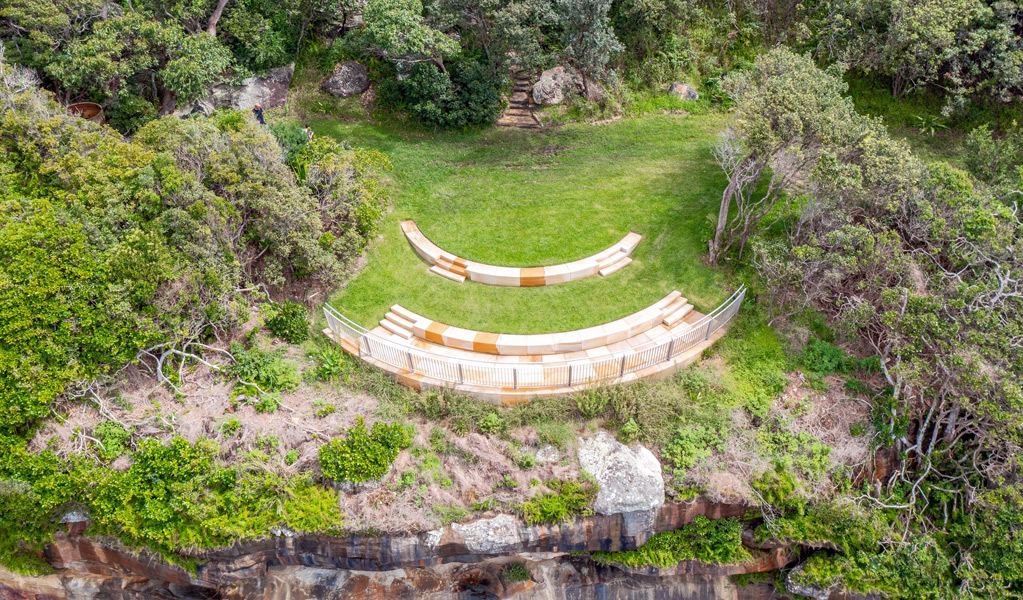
left=401, top=220, right=641, bottom=286
left=381, top=291, right=694, bottom=356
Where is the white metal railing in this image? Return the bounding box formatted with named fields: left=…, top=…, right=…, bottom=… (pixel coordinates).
left=324, top=286, right=745, bottom=390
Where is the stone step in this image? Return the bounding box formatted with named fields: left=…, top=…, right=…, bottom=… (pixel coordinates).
left=597, top=250, right=628, bottom=270
left=429, top=264, right=467, bottom=282
left=390, top=304, right=424, bottom=325
left=663, top=303, right=694, bottom=327
left=384, top=311, right=415, bottom=331
left=599, top=256, right=632, bottom=277
left=661, top=296, right=688, bottom=316
left=379, top=318, right=412, bottom=339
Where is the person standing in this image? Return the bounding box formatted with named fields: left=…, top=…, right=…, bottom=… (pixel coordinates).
left=303, top=124, right=314, bottom=141
left=252, top=103, right=265, bottom=124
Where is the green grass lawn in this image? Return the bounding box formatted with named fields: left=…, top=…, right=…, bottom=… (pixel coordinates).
left=315, top=113, right=735, bottom=334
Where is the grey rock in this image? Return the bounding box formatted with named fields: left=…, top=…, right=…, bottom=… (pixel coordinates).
left=174, top=64, right=294, bottom=116
left=577, top=431, right=664, bottom=515
left=533, top=66, right=606, bottom=105
left=532, top=66, right=578, bottom=105
left=534, top=445, right=561, bottom=463
left=452, top=514, right=526, bottom=554
left=668, top=81, right=699, bottom=100
left=322, top=61, right=370, bottom=98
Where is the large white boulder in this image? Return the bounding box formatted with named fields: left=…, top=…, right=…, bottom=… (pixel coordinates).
left=577, top=431, right=664, bottom=515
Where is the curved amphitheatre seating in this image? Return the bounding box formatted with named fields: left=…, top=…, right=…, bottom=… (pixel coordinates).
left=379, top=291, right=693, bottom=355
left=323, top=287, right=746, bottom=404
left=401, top=220, right=641, bottom=285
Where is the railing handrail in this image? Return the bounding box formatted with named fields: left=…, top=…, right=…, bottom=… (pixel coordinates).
left=323, top=286, right=746, bottom=373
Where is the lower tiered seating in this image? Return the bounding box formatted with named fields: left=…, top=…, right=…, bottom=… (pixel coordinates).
left=376, top=291, right=694, bottom=356
left=401, top=220, right=641, bottom=286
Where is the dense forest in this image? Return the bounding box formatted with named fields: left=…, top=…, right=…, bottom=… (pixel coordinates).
left=2, top=0, right=1023, bottom=598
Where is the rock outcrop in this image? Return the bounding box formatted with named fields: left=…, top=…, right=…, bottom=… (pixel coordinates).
left=174, top=64, right=294, bottom=116
left=578, top=431, right=665, bottom=516
left=0, top=499, right=799, bottom=599
left=322, top=61, right=370, bottom=98
left=532, top=66, right=604, bottom=105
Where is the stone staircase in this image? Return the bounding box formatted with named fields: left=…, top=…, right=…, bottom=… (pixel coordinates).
left=497, top=69, right=541, bottom=130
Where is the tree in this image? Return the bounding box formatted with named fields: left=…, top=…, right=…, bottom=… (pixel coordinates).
left=708, top=48, right=866, bottom=263
left=360, top=0, right=460, bottom=72
left=553, top=0, right=622, bottom=95
left=46, top=13, right=232, bottom=112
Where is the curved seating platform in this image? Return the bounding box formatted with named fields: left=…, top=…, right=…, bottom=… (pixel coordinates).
left=323, top=287, right=747, bottom=404
left=379, top=291, right=693, bottom=356
left=401, top=220, right=641, bottom=286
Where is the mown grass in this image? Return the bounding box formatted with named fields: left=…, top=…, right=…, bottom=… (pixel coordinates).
left=314, top=113, right=734, bottom=333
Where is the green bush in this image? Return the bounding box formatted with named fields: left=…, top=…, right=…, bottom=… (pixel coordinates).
left=518, top=479, right=595, bottom=525
left=263, top=301, right=310, bottom=344
left=662, top=423, right=727, bottom=472
left=377, top=59, right=503, bottom=128
left=228, top=343, right=301, bottom=392
left=318, top=417, right=414, bottom=483
left=269, top=121, right=310, bottom=167
left=311, top=346, right=351, bottom=382
left=501, top=561, right=531, bottom=583
left=594, top=516, right=752, bottom=568
left=93, top=421, right=132, bottom=461
left=106, top=93, right=158, bottom=134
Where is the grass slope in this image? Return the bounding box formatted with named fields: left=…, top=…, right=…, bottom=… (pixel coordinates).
left=317, top=113, right=733, bottom=334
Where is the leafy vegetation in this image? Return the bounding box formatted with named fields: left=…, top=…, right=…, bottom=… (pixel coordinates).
left=518, top=479, right=595, bottom=524
left=593, top=516, right=751, bottom=568
left=318, top=417, right=414, bottom=483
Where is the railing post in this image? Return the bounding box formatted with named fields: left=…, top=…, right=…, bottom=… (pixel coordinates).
left=458, top=362, right=464, bottom=383
left=513, top=368, right=518, bottom=390
left=567, top=365, right=573, bottom=387
left=619, top=356, right=626, bottom=377
left=406, top=351, right=415, bottom=373
left=704, top=321, right=712, bottom=341
left=665, top=338, right=675, bottom=362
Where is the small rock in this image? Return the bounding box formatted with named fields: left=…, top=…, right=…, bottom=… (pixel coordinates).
left=534, top=445, right=560, bottom=463
left=668, top=81, right=699, bottom=101
left=322, top=61, right=370, bottom=98
left=577, top=431, right=664, bottom=515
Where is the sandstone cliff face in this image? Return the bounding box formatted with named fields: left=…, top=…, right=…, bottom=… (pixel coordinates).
left=1, top=499, right=803, bottom=600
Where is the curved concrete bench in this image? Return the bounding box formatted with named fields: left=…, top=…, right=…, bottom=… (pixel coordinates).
left=379, top=291, right=693, bottom=356
left=401, top=220, right=641, bottom=286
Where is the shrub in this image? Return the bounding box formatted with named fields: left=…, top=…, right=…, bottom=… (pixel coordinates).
left=518, top=479, right=595, bottom=525
left=478, top=412, right=505, bottom=434
left=313, top=399, right=337, bottom=418
left=377, top=59, right=503, bottom=128
left=285, top=449, right=299, bottom=465
left=662, top=423, right=728, bottom=472
left=263, top=301, right=310, bottom=344
left=501, top=561, right=531, bottom=583
left=268, top=121, right=309, bottom=167
left=94, top=421, right=132, bottom=461
left=318, top=417, right=414, bottom=483
left=311, top=346, right=351, bottom=382
left=106, top=93, right=158, bottom=134
left=228, top=343, right=301, bottom=392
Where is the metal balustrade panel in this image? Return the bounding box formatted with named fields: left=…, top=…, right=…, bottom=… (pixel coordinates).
left=322, top=287, right=746, bottom=391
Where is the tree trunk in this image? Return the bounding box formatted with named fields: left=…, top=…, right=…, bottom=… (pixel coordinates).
left=431, top=57, right=447, bottom=73
left=206, top=0, right=230, bottom=36
left=709, top=182, right=735, bottom=264
left=158, top=86, right=177, bottom=116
